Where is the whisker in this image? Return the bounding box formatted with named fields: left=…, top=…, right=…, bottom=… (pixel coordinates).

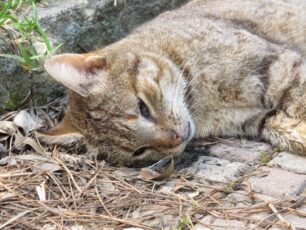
left=172, top=46, right=205, bottom=116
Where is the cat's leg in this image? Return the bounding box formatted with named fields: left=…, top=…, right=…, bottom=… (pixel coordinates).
left=262, top=111, right=306, bottom=154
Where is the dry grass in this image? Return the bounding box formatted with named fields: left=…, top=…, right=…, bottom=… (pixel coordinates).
left=0, top=98, right=304, bottom=229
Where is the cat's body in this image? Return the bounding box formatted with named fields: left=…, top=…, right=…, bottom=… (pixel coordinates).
left=41, top=0, right=306, bottom=166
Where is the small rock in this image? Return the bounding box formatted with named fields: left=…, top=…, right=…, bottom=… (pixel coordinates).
left=208, top=139, right=272, bottom=165
left=224, top=190, right=252, bottom=207
left=191, top=156, right=250, bottom=183
left=248, top=211, right=275, bottom=229
left=0, top=143, right=5, bottom=153
left=193, top=215, right=245, bottom=230
left=268, top=152, right=306, bottom=174
left=248, top=167, right=306, bottom=198
left=281, top=214, right=306, bottom=229
left=123, top=228, right=144, bottom=230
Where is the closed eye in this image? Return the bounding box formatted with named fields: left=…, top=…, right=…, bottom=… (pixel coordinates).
left=133, top=146, right=148, bottom=157
left=138, top=98, right=152, bottom=120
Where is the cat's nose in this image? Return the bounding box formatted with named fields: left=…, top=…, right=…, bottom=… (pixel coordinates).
left=169, top=129, right=185, bottom=147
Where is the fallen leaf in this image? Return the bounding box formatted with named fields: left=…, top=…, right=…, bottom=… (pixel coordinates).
left=139, top=158, right=175, bottom=181
left=36, top=181, right=46, bottom=201
left=139, top=168, right=161, bottom=180
left=14, top=154, right=49, bottom=161
left=0, top=121, right=18, bottom=140
left=0, top=192, right=15, bottom=201
left=20, top=136, right=44, bottom=154
left=33, top=162, right=62, bottom=173
left=113, top=167, right=139, bottom=178
left=13, top=110, right=45, bottom=135
left=0, top=154, right=61, bottom=172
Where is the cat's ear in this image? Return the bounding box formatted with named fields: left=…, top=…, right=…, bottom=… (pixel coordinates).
left=36, top=117, right=83, bottom=146
left=44, top=53, right=107, bottom=97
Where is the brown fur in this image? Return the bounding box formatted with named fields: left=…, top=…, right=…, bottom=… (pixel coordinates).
left=39, top=0, right=306, bottom=166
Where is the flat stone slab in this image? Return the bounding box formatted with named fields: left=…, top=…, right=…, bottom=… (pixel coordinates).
left=191, top=156, right=250, bottom=183
left=281, top=213, right=306, bottom=229
left=268, top=152, right=306, bottom=174
left=208, top=139, right=272, bottom=165
left=248, top=167, right=306, bottom=198
left=193, top=215, right=246, bottom=230
left=268, top=210, right=306, bottom=229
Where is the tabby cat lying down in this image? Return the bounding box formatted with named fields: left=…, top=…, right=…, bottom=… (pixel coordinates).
left=40, top=0, right=306, bottom=166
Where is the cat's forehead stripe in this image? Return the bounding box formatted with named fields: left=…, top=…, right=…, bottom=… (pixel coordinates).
left=135, top=56, right=166, bottom=105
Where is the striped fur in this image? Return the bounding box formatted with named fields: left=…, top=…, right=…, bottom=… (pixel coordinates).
left=41, top=0, right=306, bottom=166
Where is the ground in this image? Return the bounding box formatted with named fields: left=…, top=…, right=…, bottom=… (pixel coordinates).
left=0, top=99, right=306, bottom=229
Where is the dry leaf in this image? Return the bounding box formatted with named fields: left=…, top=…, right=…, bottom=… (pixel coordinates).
left=0, top=154, right=61, bottom=172
left=20, top=137, right=44, bottom=154
left=70, top=225, right=86, bottom=230
left=36, top=181, right=46, bottom=201
left=139, top=158, right=175, bottom=181
left=0, top=121, right=18, bottom=140
left=33, top=162, right=62, bottom=173
left=14, top=154, right=49, bottom=161
left=139, top=168, right=162, bottom=180
left=0, top=117, right=44, bottom=154
left=13, top=110, right=44, bottom=135
left=0, top=192, right=15, bottom=201
left=113, top=167, right=139, bottom=178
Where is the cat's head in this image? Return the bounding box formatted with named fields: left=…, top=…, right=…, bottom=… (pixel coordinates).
left=40, top=49, right=195, bottom=166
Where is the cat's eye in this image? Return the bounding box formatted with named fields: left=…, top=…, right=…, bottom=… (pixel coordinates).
left=133, top=147, right=148, bottom=157
left=138, top=99, right=151, bottom=120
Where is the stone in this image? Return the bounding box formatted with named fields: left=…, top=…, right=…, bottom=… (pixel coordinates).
left=224, top=190, right=252, bottom=207
left=268, top=152, right=306, bottom=174
left=130, top=206, right=177, bottom=229
left=123, top=228, right=144, bottom=230
left=281, top=214, right=306, bottom=229
left=248, top=167, right=306, bottom=198
left=208, top=139, right=272, bottom=165
left=0, top=85, right=9, bottom=111
left=191, top=156, right=250, bottom=183
left=0, top=0, right=188, bottom=112
left=193, top=225, right=210, bottom=230
left=248, top=211, right=277, bottom=229
left=267, top=212, right=306, bottom=230
left=193, top=215, right=246, bottom=230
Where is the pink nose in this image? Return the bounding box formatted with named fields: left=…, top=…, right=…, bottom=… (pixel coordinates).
left=169, top=129, right=184, bottom=147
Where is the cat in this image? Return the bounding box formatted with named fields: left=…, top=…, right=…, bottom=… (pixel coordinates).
left=39, top=0, right=306, bottom=167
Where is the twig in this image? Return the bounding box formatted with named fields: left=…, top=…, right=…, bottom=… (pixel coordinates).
left=268, top=202, right=295, bottom=230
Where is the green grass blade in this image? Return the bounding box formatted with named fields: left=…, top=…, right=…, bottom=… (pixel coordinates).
left=0, top=0, right=13, bottom=19
left=51, top=42, right=63, bottom=52
left=0, top=53, right=26, bottom=63
left=17, top=43, right=32, bottom=66
left=29, top=54, right=44, bottom=60
left=32, top=2, right=38, bottom=24
left=5, top=14, right=19, bottom=23
left=0, top=14, right=10, bottom=27
left=1, top=0, right=63, bottom=72
left=0, top=0, right=14, bottom=27
left=36, top=23, right=52, bottom=51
